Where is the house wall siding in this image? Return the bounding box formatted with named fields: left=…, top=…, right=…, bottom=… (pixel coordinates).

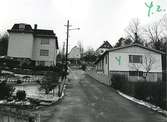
left=104, top=54, right=109, bottom=75
left=109, top=46, right=162, bottom=73
left=32, top=37, right=57, bottom=65
left=7, top=33, right=33, bottom=59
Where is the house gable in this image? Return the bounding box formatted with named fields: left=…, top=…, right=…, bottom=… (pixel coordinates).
left=96, top=41, right=112, bottom=55
left=68, top=46, right=81, bottom=59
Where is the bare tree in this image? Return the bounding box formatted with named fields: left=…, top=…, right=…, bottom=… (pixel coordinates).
left=142, top=55, right=156, bottom=80
left=144, top=22, right=163, bottom=43
left=129, top=54, right=156, bottom=81
left=144, top=21, right=166, bottom=51
left=125, top=18, right=143, bottom=44
left=160, top=14, right=167, bottom=33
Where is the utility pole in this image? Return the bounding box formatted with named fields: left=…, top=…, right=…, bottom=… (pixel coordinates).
left=65, top=20, right=70, bottom=74
left=64, top=20, right=80, bottom=76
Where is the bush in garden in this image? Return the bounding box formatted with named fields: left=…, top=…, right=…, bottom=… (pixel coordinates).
left=81, top=64, right=86, bottom=71
left=38, top=63, right=67, bottom=94
left=40, top=71, right=61, bottom=94
left=16, top=90, right=26, bottom=101
left=0, top=81, right=15, bottom=100
left=16, top=80, right=22, bottom=84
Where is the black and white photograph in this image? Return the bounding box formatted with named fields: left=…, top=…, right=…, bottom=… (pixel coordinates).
left=0, top=0, right=166, bottom=122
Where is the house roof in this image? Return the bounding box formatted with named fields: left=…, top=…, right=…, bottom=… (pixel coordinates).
left=8, top=23, right=33, bottom=33
left=95, top=43, right=165, bottom=64
left=8, top=23, right=56, bottom=37
left=96, top=41, right=112, bottom=51
left=33, top=29, right=56, bottom=38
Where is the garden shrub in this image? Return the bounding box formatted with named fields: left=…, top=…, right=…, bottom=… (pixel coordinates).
left=40, top=71, right=62, bottom=94
left=81, top=64, right=86, bottom=71
left=0, top=81, right=15, bottom=100
left=16, top=90, right=26, bottom=101
left=16, top=80, right=22, bottom=84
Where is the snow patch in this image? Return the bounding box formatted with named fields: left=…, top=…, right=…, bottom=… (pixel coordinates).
left=118, top=91, right=167, bottom=116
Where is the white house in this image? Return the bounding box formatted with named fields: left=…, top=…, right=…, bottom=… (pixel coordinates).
left=7, top=23, right=59, bottom=66
left=95, top=44, right=165, bottom=82
left=68, top=46, right=81, bottom=65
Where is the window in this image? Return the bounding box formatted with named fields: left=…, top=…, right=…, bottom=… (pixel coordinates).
left=129, top=55, right=142, bottom=63
left=40, top=49, right=49, bottom=56
left=19, top=24, right=25, bottom=30
left=41, top=39, right=49, bottom=45
left=129, top=71, right=143, bottom=76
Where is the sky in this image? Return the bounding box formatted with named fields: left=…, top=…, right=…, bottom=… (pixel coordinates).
left=0, top=0, right=166, bottom=51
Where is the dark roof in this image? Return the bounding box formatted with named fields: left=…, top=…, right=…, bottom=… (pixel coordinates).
left=8, top=23, right=56, bottom=38
left=95, top=43, right=165, bottom=64
left=7, top=23, right=33, bottom=33
left=96, top=41, right=112, bottom=51
left=33, top=29, right=55, bottom=38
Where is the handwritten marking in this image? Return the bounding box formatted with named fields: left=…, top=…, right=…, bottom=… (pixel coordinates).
left=145, top=1, right=153, bottom=17
left=145, top=1, right=166, bottom=17
left=115, top=56, right=121, bottom=65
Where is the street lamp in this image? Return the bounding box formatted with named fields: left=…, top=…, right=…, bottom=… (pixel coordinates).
left=65, top=20, right=80, bottom=76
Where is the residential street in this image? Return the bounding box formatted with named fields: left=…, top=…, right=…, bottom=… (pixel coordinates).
left=38, top=69, right=166, bottom=122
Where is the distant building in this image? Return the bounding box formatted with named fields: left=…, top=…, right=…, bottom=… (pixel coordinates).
left=96, top=41, right=112, bottom=55
left=68, top=46, right=81, bottom=65
left=95, top=43, right=165, bottom=82
left=7, top=23, right=59, bottom=66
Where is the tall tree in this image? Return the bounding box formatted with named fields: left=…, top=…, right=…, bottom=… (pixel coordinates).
left=114, top=37, right=133, bottom=48
left=0, top=33, right=9, bottom=56
left=114, top=37, right=125, bottom=48
left=144, top=22, right=165, bottom=51
left=82, top=47, right=97, bottom=64
left=125, top=18, right=144, bottom=45
left=124, top=38, right=133, bottom=46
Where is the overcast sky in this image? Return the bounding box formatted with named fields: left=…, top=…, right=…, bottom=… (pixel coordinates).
left=0, top=0, right=166, bottom=51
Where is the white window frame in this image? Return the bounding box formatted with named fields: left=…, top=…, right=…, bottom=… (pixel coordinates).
left=19, top=24, right=25, bottom=30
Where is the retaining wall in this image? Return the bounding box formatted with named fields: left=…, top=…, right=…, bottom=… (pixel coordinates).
left=86, top=70, right=111, bottom=86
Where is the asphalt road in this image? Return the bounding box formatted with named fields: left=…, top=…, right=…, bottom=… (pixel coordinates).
left=38, top=70, right=166, bottom=122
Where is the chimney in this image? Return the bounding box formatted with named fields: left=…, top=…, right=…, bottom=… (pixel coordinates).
left=34, top=24, right=37, bottom=30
